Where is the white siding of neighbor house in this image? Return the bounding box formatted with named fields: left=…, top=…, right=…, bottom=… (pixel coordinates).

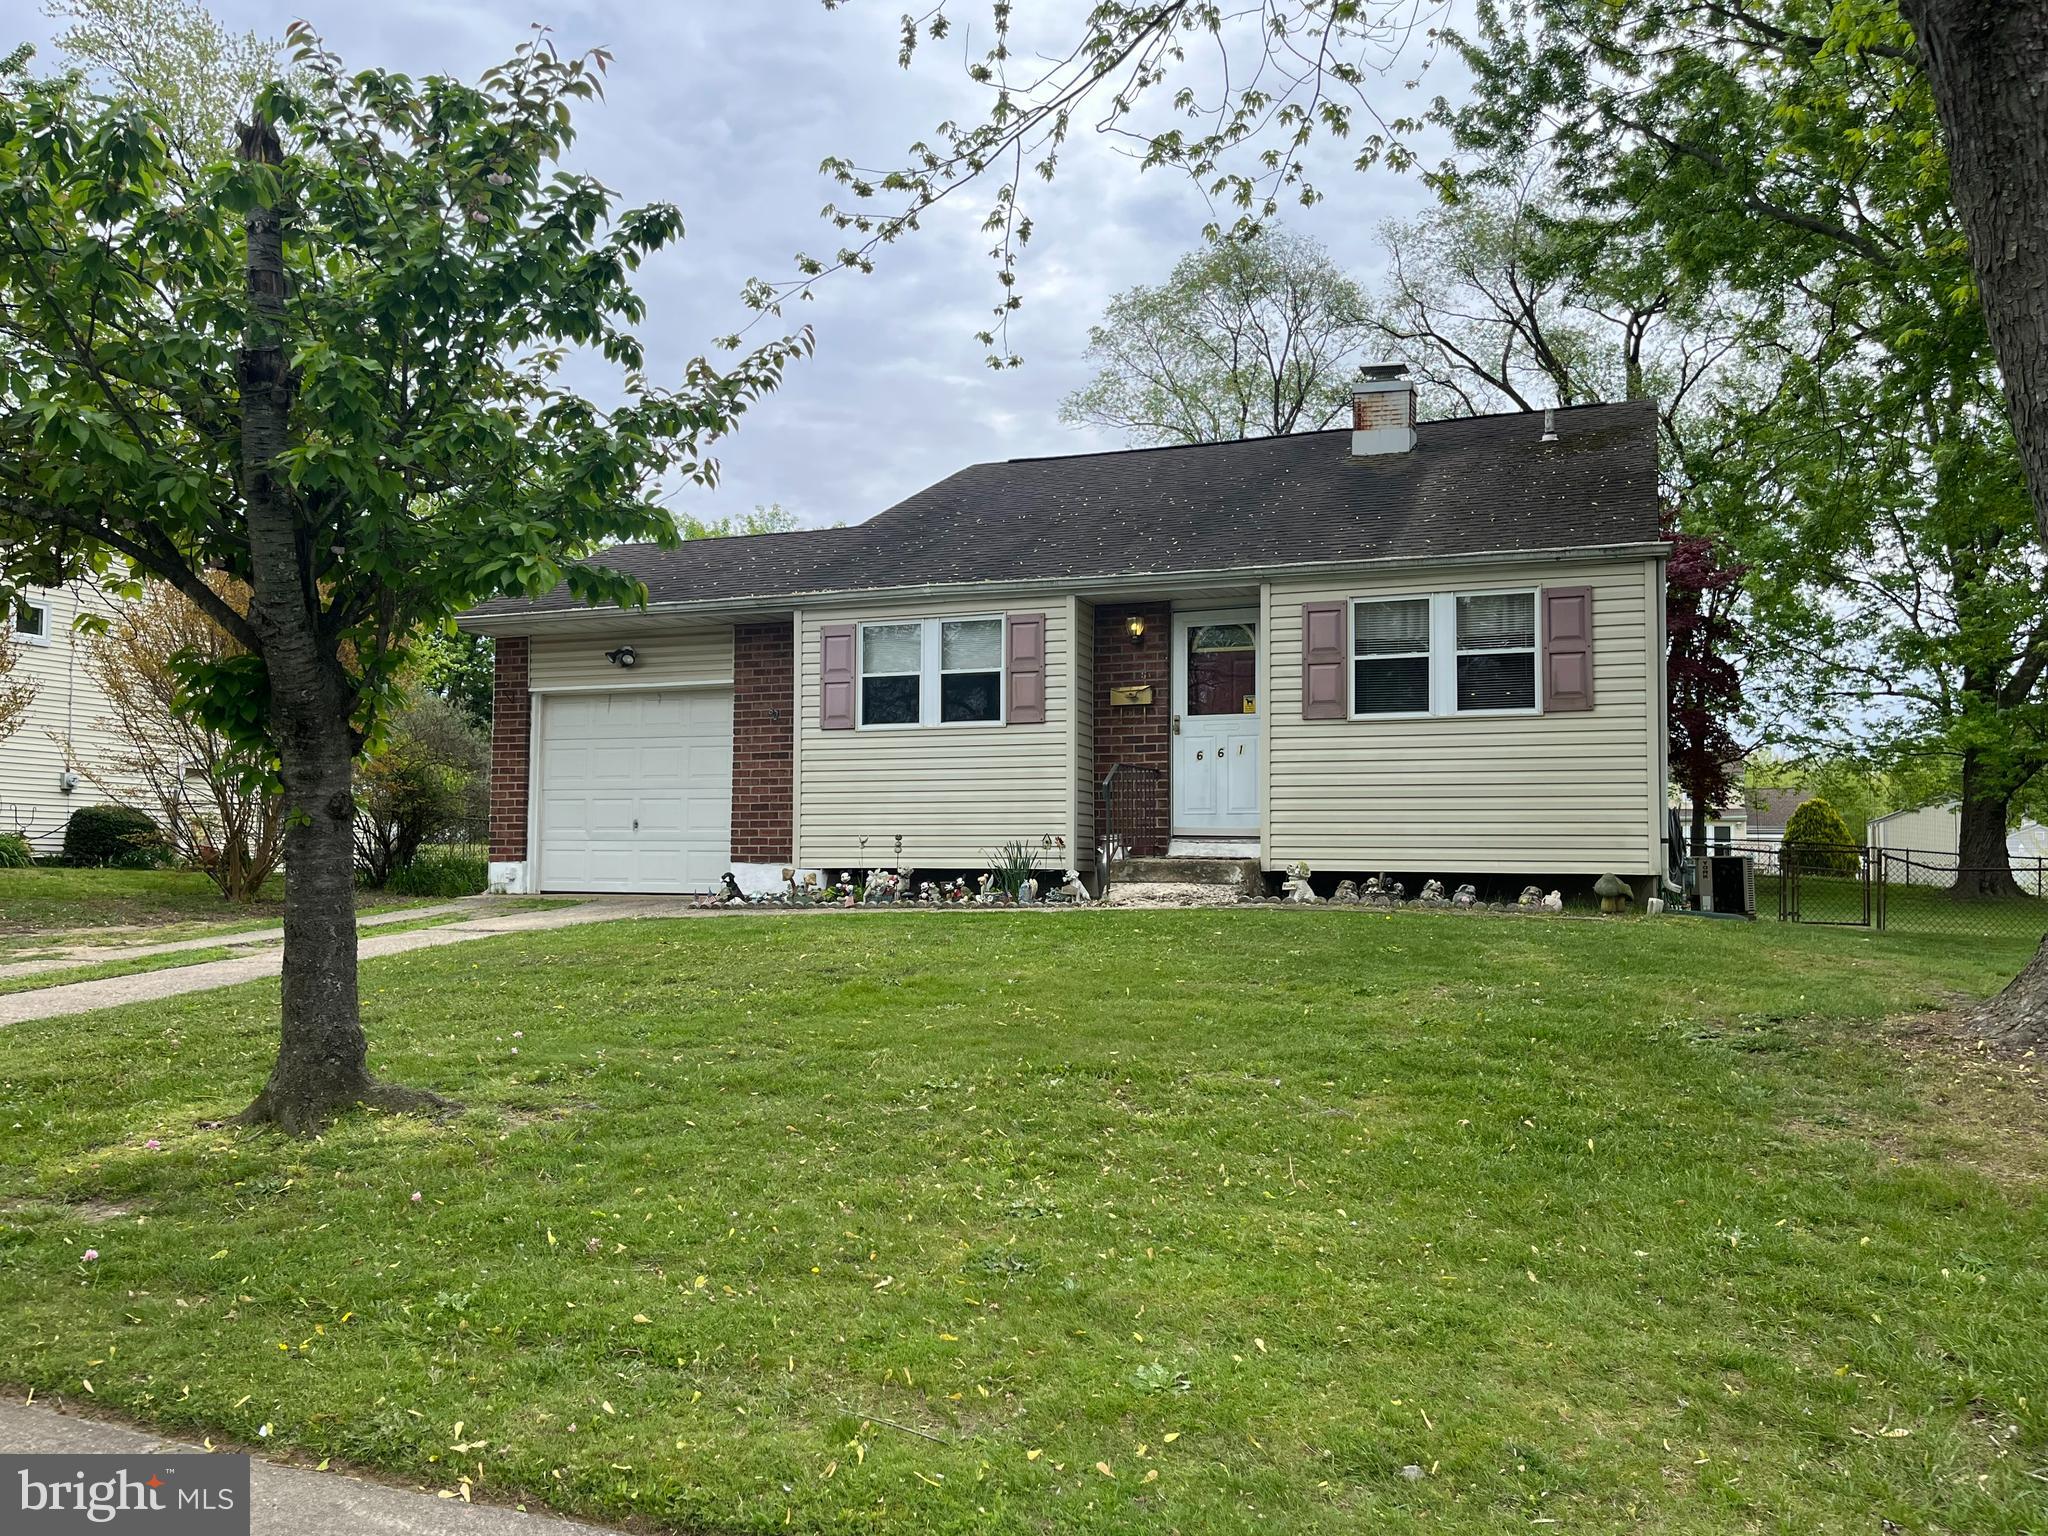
left=1868, top=803, right=1959, bottom=857
left=1264, top=556, right=1663, bottom=876
left=797, top=593, right=1074, bottom=871
left=1, top=583, right=132, bottom=852
left=1071, top=597, right=1096, bottom=874
left=527, top=627, right=734, bottom=692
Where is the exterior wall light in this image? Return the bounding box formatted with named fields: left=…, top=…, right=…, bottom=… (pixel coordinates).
left=1126, top=614, right=1146, bottom=644
left=605, top=645, right=638, bottom=669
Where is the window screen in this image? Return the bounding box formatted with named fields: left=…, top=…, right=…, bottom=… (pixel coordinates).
left=939, top=618, right=1002, bottom=723
left=1454, top=592, right=1535, bottom=712
left=1353, top=598, right=1430, bottom=714
left=860, top=623, right=921, bottom=725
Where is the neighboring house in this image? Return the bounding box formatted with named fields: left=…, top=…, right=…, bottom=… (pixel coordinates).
left=1, top=582, right=128, bottom=852
left=1742, top=787, right=1815, bottom=850
left=460, top=378, right=1669, bottom=896
left=1671, top=794, right=1749, bottom=851
left=1869, top=801, right=2048, bottom=890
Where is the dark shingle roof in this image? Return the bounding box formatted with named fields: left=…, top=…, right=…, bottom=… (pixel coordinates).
left=466, top=401, right=1659, bottom=620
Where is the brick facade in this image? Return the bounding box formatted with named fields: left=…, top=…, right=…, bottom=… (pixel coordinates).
left=1092, top=601, right=1172, bottom=857
left=489, top=636, right=531, bottom=862
left=731, top=619, right=795, bottom=861
left=1352, top=385, right=1415, bottom=433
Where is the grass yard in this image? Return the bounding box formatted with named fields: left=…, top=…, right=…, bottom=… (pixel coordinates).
left=0, top=868, right=443, bottom=947
left=1, top=911, right=2044, bottom=1534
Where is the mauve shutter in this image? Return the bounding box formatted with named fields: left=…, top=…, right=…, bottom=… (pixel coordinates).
left=1301, top=602, right=1346, bottom=719
left=1006, top=613, right=1047, bottom=724
left=1542, top=586, right=1594, bottom=712
left=820, top=624, right=856, bottom=730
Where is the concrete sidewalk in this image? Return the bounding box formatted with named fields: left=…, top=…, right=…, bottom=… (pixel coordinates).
left=0, top=898, right=700, bottom=1026
left=0, top=1399, right=609, bottom=1534
left=0, top=901, right=480, bottom=982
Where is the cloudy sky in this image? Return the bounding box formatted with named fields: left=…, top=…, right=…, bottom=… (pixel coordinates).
left=21, top=1, right=1466, bottom=529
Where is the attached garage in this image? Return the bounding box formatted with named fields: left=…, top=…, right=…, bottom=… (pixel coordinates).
left=535, top=689, right=732, bottom=893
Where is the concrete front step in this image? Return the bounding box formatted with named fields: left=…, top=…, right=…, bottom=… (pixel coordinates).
left=1111, top=856, right=1263, bottom=888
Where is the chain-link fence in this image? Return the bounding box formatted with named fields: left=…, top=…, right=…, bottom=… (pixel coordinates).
left=1725, top=840, right=2048, bottom=940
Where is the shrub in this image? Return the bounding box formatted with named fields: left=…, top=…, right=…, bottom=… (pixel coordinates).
left=1782, top=797, right=1860, bottom=876
left=356, top=696, right=488, bottom=887
left=389, top=845, right=486, bottom=898
left=0, top=832, right=31, bottom=868
left=62, top=804, right=165, bottom=868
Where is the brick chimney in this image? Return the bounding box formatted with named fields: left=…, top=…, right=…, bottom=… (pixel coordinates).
left=1351, top=362, right=1416, bottom=456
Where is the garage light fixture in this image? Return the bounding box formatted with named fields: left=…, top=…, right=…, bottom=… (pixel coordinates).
left=605, top=645, right=638, bottom=669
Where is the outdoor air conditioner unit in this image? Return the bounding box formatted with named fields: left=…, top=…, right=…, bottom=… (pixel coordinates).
left=1700, top=854, right=1756, bottom=918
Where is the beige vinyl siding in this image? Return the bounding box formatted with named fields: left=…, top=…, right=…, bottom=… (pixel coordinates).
left=1070, top=597, right=1096, bottom=872
left=2, top=583, right=133, bottom=852
left=528, top=627, right=733, bottom=691
left=798, top=593, right=1072, bottom=870
left=1267, top=557, right=1662, bottom=875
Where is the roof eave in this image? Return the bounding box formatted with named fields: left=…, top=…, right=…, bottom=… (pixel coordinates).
left=457, top=538, right=1670, bottom=635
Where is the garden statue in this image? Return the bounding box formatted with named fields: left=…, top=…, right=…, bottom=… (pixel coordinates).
left=1593, top=873, right=1632, bottom=915
left=1384, top=876, right=1405, bottom=902
left=1453, top=883, right=1479, bottom=907
left=1020, top=876, right=1038, bottom=904
left=1541, top=890, right=1564, bottom=913
left=1361, top=875, right=1390, bottom=908
left=1419, top=878, right=1447, bottom=906
left=1059, top=870, right=1090, bottom=903
left=976, top=873, right=995, bottom=902
left=1283, top=862, right=1319, bottom=902
left=717, top=871, right=744, bottom=905
left=1517, top=885, right=1544, bottom=908
left=1332, top=879, right=1359, bottom=903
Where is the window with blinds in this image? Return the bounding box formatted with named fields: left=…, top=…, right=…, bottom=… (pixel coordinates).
left=1347, top=589, right=1541, bottom=717
left=1352, top=597, right=1431, bottom=715
left=1453, top=591, right=1536, bottom=712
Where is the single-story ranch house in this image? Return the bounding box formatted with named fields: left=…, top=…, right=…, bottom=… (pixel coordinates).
left=461, top=372, right=1670, bottom=896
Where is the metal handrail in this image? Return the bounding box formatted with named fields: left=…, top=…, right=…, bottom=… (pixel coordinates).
left=1097, top=764, right=1163, bottom=900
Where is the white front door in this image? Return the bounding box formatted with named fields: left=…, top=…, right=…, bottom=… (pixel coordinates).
left=536, top=688, right=733, bottom=893
left=1171, top=608, right=1260, bottom=836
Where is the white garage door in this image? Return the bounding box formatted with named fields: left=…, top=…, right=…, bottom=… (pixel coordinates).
left=536, top=689, right=733, bottom=893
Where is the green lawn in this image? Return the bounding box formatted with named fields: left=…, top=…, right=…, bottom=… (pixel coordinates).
left=1, top=911, right=2043, bottom=1535
left=0, top=868, right=442, bottom=947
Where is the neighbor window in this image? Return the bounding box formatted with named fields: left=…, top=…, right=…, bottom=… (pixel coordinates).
left=1352, top=598, right=1431, bottom=715
left=858, top=616, right=1005, bottom=727
left=1350, top=589, right=1540, bottom=717
left=11, top=598, right=49, bottom=646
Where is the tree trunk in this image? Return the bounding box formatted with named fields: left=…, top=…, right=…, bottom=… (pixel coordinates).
left=1953, top=750, right=2022, bottom=900
left=1899, top=0, right=2048, bottom=554
left=1968, top=933, right=2048, bottom=1053
left=229, top=116, right=444, bottom=1134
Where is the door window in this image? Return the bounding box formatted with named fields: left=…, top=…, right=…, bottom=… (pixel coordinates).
left=1186, top=621, right=1256, bottom=716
